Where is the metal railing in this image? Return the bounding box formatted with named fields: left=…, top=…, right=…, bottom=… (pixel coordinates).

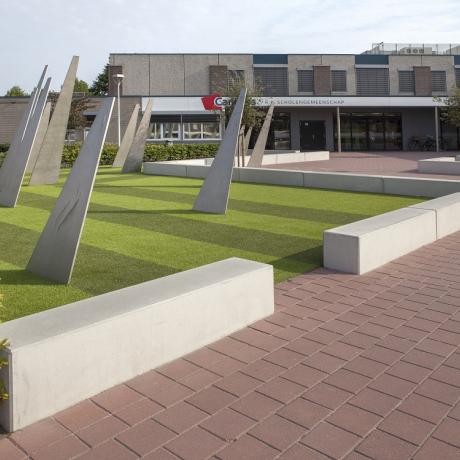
left=364, top=43, right=460, bottom=56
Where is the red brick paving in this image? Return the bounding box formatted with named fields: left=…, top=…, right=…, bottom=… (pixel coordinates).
left=268, top=151, right=460, bottom=180
left=3, top=232, right=460, bottom=458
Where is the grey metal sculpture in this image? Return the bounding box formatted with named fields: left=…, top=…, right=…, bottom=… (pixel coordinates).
left=247, top=103, right=275, bottom=168
left=243, top=126, right=253, bottom=166
left=193, top=88, right=247, bottom=214
left=26, top=101, right=51, bottom=173
left=113, top=103, right=140, bottom=168
left=0, top=71, right=51, bottom=208
left=29, top=56, right=79, bottom=185
left=121, top=98, right=153, bottom=173
left=3, top=66, right=47, bottom=166
left=236, top=125, right=245, bottom=167
left=26, top=98, right=115, bottom=284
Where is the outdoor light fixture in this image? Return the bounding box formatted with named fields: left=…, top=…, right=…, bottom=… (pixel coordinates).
left=112, top=73, right=125, bottom=147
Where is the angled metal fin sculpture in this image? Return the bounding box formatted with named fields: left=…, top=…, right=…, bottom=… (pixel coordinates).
left=243, top=126, right=253, bottom=166
left=26, top=98, right=115, bottom=284
left=247, top=102, right=275, bottom=167
left=0, top=71, right=51, bottom=207
left=1, top=66, right=47, bottom=174
left=29, top=56, right=79, bottom=185
left=113, top=103, right=140, bottom=167
left=193, top=88, right=247, bottom=214
left=121, top=98, right=153, bottom=173
left=27, top=101, right=51, bottom=174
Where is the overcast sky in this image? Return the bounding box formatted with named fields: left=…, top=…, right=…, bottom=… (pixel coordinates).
left=1, top=0, right=459, bottom=94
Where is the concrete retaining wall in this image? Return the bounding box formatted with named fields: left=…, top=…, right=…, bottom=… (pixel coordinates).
left=0, top=257, right=274, bottom=432
left=410, top=192, right=460, bottom=238
left=324, top=208, right=437, bottom=274
left=324, top=191, right=460, bottom=274
left=143, top=161, right=460, bottom=198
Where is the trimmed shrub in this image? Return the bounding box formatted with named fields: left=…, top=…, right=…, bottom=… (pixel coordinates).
left=0, top=142, right=220, bottom=169
left=61, top=142, right=219, bottom=167
left=0, top=288, right=8, bottom=401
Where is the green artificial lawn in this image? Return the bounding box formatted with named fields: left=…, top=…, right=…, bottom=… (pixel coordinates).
left=0, top=167, right=424, bottom=321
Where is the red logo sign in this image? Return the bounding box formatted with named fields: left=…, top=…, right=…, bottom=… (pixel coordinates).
left=201, top=94, right=225, bottom=111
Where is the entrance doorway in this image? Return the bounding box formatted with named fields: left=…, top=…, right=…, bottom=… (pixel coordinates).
left=299, top=120, right=326, bottom=150
left=334, top=112, right=402, bottom=151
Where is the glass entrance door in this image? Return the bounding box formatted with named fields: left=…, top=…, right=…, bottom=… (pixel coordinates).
left=334, top=112, right=402, bottom=151
left=368, top=117, right=385, bottom=150
left=351, top=118, right=367, bottom=150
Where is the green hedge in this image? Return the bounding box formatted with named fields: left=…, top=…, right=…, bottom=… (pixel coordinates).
left=0, top=142, right=220, bottom=169
left=63, top=143, right=219, bottom=167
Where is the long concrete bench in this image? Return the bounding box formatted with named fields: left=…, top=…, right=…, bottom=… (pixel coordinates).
left=0, top=257, right=273, bottom=432
left=418, top=157, right=460, bottom=175
left=323, top=208, right=437, bottom=274
left=410, top=192, right=460, bottom=238
left=143, top=162, right=460, bottom=198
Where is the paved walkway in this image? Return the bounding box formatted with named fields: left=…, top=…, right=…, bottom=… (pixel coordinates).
left=270, top=151, right=460, bottom=181
left=2, top=233, right=460, bottom=459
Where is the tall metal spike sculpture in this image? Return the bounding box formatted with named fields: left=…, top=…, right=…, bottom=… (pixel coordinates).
left=247, top=102, right=275, bottom=167
left=193, top=88, right=247, bottom=214
left=2, top=66, right=47, bottom=168
left=0, top=68, right=51, bottom=207
left=26, top=98, right=115, bottom=284
left=29, top=56, right=79, bottom=185
left=113, top=103, right=140, bottom=167
left=26, top=101, right=51, bottom=174
left=242, top=126, right=253, bottom=166
left=121, top=98, right=153, bottom=173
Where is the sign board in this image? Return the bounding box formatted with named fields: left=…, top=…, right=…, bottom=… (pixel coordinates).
left=141, top=95, right=446, bottom=113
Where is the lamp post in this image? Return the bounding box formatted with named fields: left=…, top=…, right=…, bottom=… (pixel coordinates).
left=112, top=73, right=124, bottom=146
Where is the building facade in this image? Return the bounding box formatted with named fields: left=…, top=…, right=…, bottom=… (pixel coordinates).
left=1, top=44, right=460, bottom=151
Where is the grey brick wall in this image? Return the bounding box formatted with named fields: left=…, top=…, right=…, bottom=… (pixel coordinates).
left=0, top=98, right=29, bottom=143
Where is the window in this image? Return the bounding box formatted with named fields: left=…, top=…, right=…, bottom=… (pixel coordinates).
left=297, top=70, right=314, bottom=92
left=398, top=70, right=415, bottom=93
left=228, top=70, right=244, bottom=89
left=183, top=122, right=221, bottom=140
left=266, top=112, right=291, bottom=150
left=456, top=68, right=460, bottom=88
left=356, top=68, right=389, bottom=96
left=432, top=71, right=447, bottom=92
left=150, top=122, right=180, bottom=140
left=331, top=70, right=347, bottom=92
left=254, top=67, right=289, bottom=96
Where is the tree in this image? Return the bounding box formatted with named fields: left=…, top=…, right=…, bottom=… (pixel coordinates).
left=48, top=91, right=89, bottom=130
left=437, top=88, right=460, bottom=128
left=89, top=63, right=109, bottom=96
left=5, top=86, right=28, bottom=97
left=223, top=80, right=266, bottom=132
left=74, top=78, right=90, bottom=94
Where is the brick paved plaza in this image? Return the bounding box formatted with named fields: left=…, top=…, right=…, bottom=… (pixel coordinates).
left=1, top=230, right=460, bottom=459
left=271, top=151, right=460, bottom=181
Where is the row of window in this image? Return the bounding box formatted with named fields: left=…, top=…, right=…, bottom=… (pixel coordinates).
left=225, top=67, right=460, bottom=96
left=149, top=122, right=221, bottom=141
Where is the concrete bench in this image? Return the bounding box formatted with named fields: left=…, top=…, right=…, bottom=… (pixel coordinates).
left=410, top=192, right=460, bottom=238
left=0, top=257, right=273, bottom=432
left=323, top=208, right=437, bottom=274
left=418, top=157, right=460, bottom=175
